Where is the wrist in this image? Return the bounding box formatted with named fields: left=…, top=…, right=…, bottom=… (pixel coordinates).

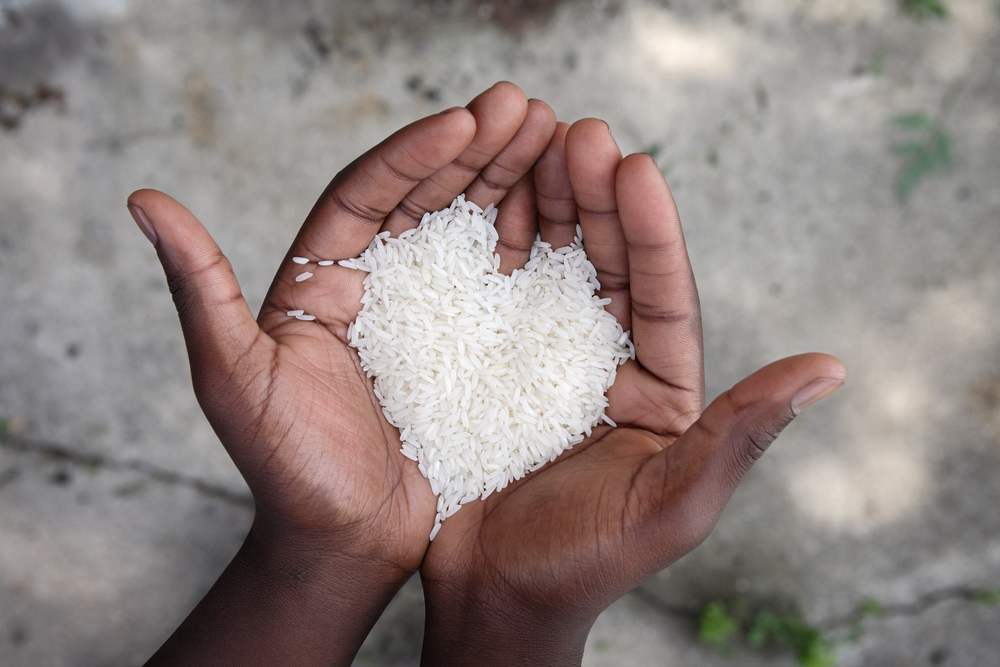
left=420, top=581, right=593, bottom=667
left=146, top=516, right=413, bottom=667
left=247, top=511, right=417, bottom=592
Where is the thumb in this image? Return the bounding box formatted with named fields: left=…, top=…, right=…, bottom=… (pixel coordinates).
left=649, top=353, right=845, bottom=551
left=691, top=353, right=845, bottom=489
left=127, top=189, right=263, bottom=394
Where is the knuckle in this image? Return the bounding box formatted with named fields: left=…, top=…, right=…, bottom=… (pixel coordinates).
left=378, top=151, right=421, bottom=186
left=630, top=298, right=699, bottom=327
left=396, top=196, right=430, bottom=223
left=476, top=168, right=516, bottom=195
left=331, top=190, right=391, bottom=226
left=496, top=234, right=535, bottom=255
left=450, top=156, right=485, bottom=178
left=597, top=269, right=630, bottom=293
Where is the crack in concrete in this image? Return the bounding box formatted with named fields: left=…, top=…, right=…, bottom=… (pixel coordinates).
left=0, top=433, right=254, bottom=509
left=3, top=432, right=995, bottom=641
left=822, top=584, right=1000, bottom=632
left=628, top=579, right=1000, bottom=635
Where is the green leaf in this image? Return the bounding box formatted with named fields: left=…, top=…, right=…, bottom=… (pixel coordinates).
left=929, top=129, right=952, bottom=170
left=860, top=599, right=883, bottom=617
left=891, top=112, right=932, bottom=130
left=801, top=643, right=836, bottom=667
left=749, top=612, right=835, bottom=667
left=902, top=0, right=948, bottom=19
left=870, top=53, right=885, bottom=76
left=974, top=590, right=1000, bottom=606
left=698, top=602, right=739, bottom=650
left=748, top=611, right=781, bottom=646
left=891, top=115, right=952, bottom=201
left=898, top=160, right=927, bottom=201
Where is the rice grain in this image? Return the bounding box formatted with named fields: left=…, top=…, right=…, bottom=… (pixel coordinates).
left=342, top=195, right=634, bottom=538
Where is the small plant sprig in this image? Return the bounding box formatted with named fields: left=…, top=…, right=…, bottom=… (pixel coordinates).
left=749, top=612, right=835, bottom=667
left=698, top=588, right=1000, bottom=664
left=890, top=112, right=952, bottom=201
left=901, top=0, right=948, bottom=19
left=697, top=601, right=835, bottom=666
left=888, top=60, right=968, bottom=202
left=698, top=602, right=739, bottom=651
left=974, top=589, right=1000, bottom=606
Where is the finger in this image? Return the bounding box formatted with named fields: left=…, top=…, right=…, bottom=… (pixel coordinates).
left=382, top=81, right=528, bottom=237
left=535, top=122, right=578, bottom=251
left=126, top=189, right=269, bottom=395
left=290, top=107, right=477, bottom=264
left=493, top=170, right=538, bottom=275
left=641, top=354, right=846, bottom=553
left=464, top=98, right=557, bottom=210
left=616, top=153, right=703, bottom=406
left=565, top=119, right=630, bottom=331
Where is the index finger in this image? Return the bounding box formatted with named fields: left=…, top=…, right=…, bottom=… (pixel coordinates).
left=290, top=107, right=477, bottom=265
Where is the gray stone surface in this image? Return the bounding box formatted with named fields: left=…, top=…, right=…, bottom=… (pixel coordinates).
left=1, top=0, right=998, bottom=664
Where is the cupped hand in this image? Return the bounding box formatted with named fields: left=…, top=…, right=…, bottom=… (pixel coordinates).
left=131, top=82, right=556, bottom=666
left=418, top=120, right=846, bottom=666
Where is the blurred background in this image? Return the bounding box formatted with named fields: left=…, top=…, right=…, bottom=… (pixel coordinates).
left=1, top=0, right=998, bottom=664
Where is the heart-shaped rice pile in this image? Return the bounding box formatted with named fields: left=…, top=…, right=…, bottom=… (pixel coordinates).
left=341, top=195, right=634, bottom=539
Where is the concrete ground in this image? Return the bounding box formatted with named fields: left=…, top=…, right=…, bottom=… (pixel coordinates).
left=1, top=0, right=999, bottom=664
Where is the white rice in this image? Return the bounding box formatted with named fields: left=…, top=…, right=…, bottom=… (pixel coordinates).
left=292, top=256, right=310, bottom=264
left=340, top=195, right=634, bottom=538
left=318, top=260, right=335, bottom=266
left=295, top=272, right=313, bottom=282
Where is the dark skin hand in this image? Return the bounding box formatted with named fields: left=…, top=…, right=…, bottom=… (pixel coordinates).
left=418, top=120, right=846, bottom=666
left=130, top=82, right=558, bottom=667
left=129, top=81, right=843, bottom=666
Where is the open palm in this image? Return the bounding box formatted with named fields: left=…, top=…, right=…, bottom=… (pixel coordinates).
left=133, top=84, right=565, bottom=666
left=419, top=120, right=845, bottom=665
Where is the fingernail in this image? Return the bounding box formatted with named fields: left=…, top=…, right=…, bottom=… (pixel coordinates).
left=791, top=378, right=844, bottom=415
left=128, top=204, right=157, bottom=246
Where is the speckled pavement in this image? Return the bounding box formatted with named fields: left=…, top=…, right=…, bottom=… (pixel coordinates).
left=1, top=1, right=999, bottom=665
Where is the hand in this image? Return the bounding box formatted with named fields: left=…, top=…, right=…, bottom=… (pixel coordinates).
left=130, top=82, right=557, bottom=667
left=418, top=119, right=846, bottom=666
